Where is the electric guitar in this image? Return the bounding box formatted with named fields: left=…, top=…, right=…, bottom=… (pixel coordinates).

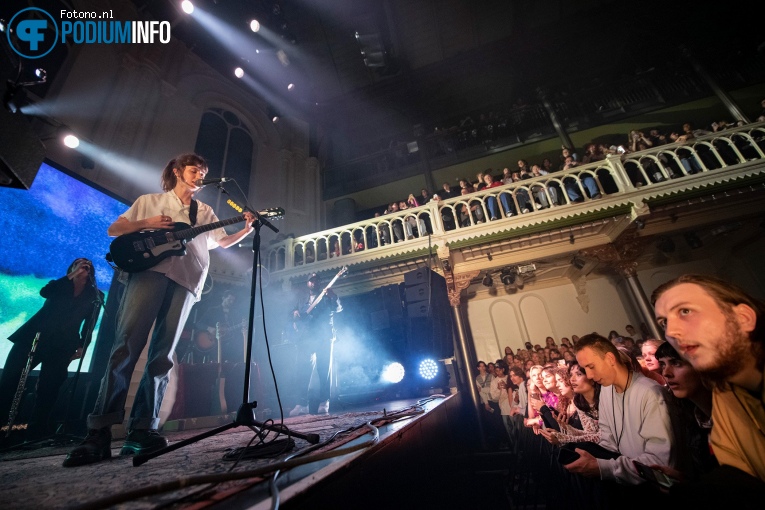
left=107, top=207, right=285, bottom=273
left=293, top=266, right=347, bottom=333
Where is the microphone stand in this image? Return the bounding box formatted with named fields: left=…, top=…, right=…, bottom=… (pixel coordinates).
left=133, top=189, right=319, bottom=467
left=1, top=280, right=104, bottom=452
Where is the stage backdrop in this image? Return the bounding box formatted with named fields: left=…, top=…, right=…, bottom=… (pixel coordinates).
left=0, top=161, right=128, bottom=373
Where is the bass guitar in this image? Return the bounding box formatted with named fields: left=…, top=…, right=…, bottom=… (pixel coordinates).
left=107, top=207, right=285, bottom=273
left=293, top=266, right=347, bottom=333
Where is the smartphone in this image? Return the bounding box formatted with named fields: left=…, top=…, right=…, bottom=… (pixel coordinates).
left=633, top=461, right=676, bottom=488
left=558, top=448, right=580, bottom=465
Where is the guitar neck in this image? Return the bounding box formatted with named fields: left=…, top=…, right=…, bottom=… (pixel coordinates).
left=174, top=215, right=245, bottom=241
left=305, top=267, right=346, bottom=314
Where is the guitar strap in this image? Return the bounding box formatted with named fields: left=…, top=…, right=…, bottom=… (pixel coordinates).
left=189, top=198, right=198, bottom=226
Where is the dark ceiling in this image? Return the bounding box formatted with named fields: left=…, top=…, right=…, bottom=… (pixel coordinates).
left=4, top=0, right=762, bottom=151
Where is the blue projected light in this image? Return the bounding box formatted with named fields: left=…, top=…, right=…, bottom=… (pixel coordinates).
left=0, top=162, right=129, bottom=372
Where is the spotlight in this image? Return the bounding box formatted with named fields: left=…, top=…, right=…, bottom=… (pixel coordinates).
left=3, top=83, right=27, bottom=113
left=272, top=116, right=280, bottom=123
left=684, top=231, right=703, bottom=249
left=569, top=233, right=575, bottom=244
left=287, top=83, right=295, bottom=91
left=481, top=273, right=493, bottom=288
left=418, top=359, right=439, bottom=380
left=181, top=1, right=194, bottom=14
left=34, top=68, right=47, bottom=81
left=63, top=134, right=80, bottom=148
left=234, top=67, right=244, bottom=78
left=0, top=19, right=6, bottom=32
left=657, top=237, right=675, bottom=253
left=381, top=362, right=405, bottom=384
left=500, top=268, right=517, bottom=286
left=635, top=219, right=645, bottom=230
left=572, top=256, right=586, bottom=270
left=250, top=19, right=260, bottom=32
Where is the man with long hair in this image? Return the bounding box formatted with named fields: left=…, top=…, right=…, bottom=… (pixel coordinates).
left=64, top=154, right=255, bottom=467
left=652, top=274, right=765, bottom=483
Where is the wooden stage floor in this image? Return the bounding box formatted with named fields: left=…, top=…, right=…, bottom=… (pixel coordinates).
left=0, top=394, right=467, bottom=509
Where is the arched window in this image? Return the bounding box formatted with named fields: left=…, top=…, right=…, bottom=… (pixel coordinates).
left=194, top=108, right=255, bottom=220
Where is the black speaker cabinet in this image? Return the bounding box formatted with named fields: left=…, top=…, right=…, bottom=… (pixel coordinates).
left=0, top=108, right=45, bottom=189
left=403, top=268, right=454, bottom=359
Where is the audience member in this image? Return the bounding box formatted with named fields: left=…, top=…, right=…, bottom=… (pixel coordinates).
left=652, top=274, right=765, bottom=483
left=564, top=333, right=676, bottom=487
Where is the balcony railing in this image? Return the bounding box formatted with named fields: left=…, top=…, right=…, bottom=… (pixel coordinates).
left=267, top=123, right=765, bottom=277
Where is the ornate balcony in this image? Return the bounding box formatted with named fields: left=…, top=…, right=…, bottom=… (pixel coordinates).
left=266, top=122, right=765, bottom=289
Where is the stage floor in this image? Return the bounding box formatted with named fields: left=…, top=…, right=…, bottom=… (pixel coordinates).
left=0, top=395, right=452, bottom=509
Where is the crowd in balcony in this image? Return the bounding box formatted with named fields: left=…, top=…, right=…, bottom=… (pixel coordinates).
left=363, top=112, right=764, bottom=238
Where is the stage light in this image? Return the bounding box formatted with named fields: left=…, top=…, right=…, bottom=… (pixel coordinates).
left=418, top=359, right=439, bottom=380
left=287, top=83, right=295, bottom=91
left=481, top=273, right=493, bottom=287
left=684, top=231, right=703, bottom=249
left=0, top=19, right=6, bottom=32
left=35, top=68, right=47, bottom=81
left=381, top=362, right=405, bottom=384
left=572, top=256, right=586, bottom=270
left=234, top=67, right=244, bottom=78
left=635, top=219, right=645, bottom=230
left=272, top=116, right=280, bottom=123
left=181, top=1, right=194, bottom=14
left=250, top=19, right=260, bottom=32
left=63, top=134, right=80, bottom=148
left=500, top=268, right=516, bottom=286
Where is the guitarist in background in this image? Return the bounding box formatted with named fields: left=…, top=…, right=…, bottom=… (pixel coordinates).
left=64, top=153, right=255, bottom=467
left=197, top=289, right=243, bottom=363
left=289, top=273, right=343, bottom=416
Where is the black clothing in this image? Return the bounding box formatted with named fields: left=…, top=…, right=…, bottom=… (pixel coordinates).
left=292, top=289, right=342, bottom=409
left=1, top=277, right=102, bottom=435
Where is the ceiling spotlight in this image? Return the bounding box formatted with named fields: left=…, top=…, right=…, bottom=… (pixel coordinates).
left=63, top=134, right=80, bottom=148
left=234, top=67, right=244, bottom=78
left=481, top=273, right=493, bottom=288
left=34, top=68, right=47, bottom=81
left=0, top=19, right=6, bottom=33
left=572, top=256, right=586, bottom=270
left=381, top=362, right=405, bottom=384
left=635, top=219, right=645, bottom=230
left=181, top=1, right=194, bottom=14
left=418, top=359, right=439, bottom=380
left=684, top=231, right=703, bottom=249
left=500, top=268, right=517, bottom=286
left=272, top=116, right=280, bottom=123
left=657, top=237, right=675, bottom=253
left=569, top=233, right=575, bottom=244
left=287, top=83, right=295, bottom=91
left=250, top=19, right=260, bottom=32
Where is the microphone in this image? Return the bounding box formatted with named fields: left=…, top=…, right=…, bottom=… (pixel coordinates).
left=195, top=177, right=231, bottom=186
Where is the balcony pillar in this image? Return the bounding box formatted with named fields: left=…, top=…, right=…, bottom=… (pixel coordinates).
left=538, top=87, right=575, bottom=150
left=444, top=268, right=486, bottom=445
left=683, top=46, right=751, bottom=124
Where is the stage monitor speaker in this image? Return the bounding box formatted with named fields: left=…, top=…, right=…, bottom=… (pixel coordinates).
left=403, top=268, right=453, bottom=359
left=0, top=108, right=45, bottom=189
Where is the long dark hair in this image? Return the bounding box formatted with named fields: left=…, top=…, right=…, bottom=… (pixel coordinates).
left=161, top=153, right=207, bottom=192
left=569, top=362, right=601, bottom=418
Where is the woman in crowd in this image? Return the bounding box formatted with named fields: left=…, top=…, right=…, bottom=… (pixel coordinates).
left=524, top=365, right=546, bottom=433
left=539, top=362, right=601, bottom=446
left=475, top=360, right=493, bottom=413
left=640, top=338, right=666, bottom=384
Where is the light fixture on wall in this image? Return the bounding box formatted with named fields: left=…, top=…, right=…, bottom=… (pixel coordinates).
left=481, top=273, right=494, bottom=288
left=500, top=268, right=517, bottom=287
left=571, top=256, right=586, bottom=270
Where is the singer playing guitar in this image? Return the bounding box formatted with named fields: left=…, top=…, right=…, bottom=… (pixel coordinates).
left=64, top=153, right=256, bottom=467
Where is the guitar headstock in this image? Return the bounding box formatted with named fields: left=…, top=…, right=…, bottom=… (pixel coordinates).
left=339, top=266, right=348, bottom=276
left=258, top=207, right=286, bottom=219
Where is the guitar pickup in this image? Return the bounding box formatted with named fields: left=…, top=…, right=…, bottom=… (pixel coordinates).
left=133, top=240, right=147, bottom=251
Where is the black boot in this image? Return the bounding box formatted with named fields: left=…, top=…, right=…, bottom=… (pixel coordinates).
left=120, top=429, right=168, bottom=456
left=62, top=428, right=112, bottom=467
